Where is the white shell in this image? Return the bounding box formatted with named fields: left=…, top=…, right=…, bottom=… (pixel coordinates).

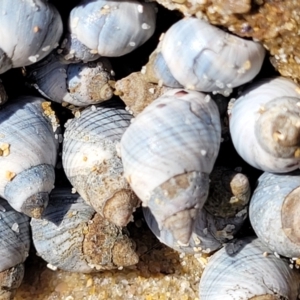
left=69, top=0, right=157, bottom=57
left=151, top=17, right=265, bottom=95
left=229, top=76, right=300, bottom=173
left=0, top=0, right=63, bottom=74
left=0, top=97, right=59, bottom=217
left=62, top=101, right=139, bottom=227
left=199, top=237, right=300, bottom=299
left=27, top=54, right=114, bottom=107
left=249, top=171, right=300, bottom=258
left=31, top=187, right=139, bottom=273
left=121, top=89, right=221, bottom=244
left=143, top=166, right=250, bottom=254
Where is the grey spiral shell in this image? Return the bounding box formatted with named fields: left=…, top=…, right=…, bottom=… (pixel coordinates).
left=199, top=237, right=300, bottom=299
left=27, top=54, right=114, bottom=107
left=31, top=187, right=139, bottom=273
left=0, top=0, right=63, bottom=74
left=249, top=171, right=300, bottom=258
left=0, top=97, right=59, bottom=218
left=121, top=89, right=222, bottom=245
left=62, top=101, right=139, bottom=227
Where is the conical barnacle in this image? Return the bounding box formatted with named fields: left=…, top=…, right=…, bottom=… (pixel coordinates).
left=121, top=89, right=221, bottom=245
left=0, top=198, right=30, bottom=300
left=27, top=54, right=114, bottom=107
left=62, top=100, right=139, bottom=227
left=144, top=17, right=265, bottom=96
left=0, top=0, right=63, bottom=74
left=0, top=96, right=59, bottom=218
left=229, top=76, right=300, bottom=173
left=31, top=187, right=139, bottom=273
left=68, top=0, right=157, bottom=57
left=199, top=237, right=300, bottom=299
left=250, top=171, right=300, bottom=258
left=143, top=166, right=250, bottom=254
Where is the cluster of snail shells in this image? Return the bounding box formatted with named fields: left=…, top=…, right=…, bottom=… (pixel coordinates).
left=31, top=187, right=139, bottom=273
left=0, top=198, right=31, bottom=300
left=0, top=96, right=59, bottom=218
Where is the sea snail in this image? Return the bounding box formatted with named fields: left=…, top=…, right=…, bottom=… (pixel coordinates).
left=249, top=171, right=300, bottom=258
left=143, top=166, right=250, bottom=254
left=62, top=100, right=139, bottom=227
left=199, top=237, right=300, bottom=299
left=120, top=89, right=222, bottom=245
left=0, top=198, right=31, bottom=300
left=27, top=54, right=114, bottom=107
left=65, top=0, right=157, bottom=59
left=31, top=187, right=139, bottom=273
left=0, top=96, right=59, bottom=218
left=144, top=17, right=265, bottom=96
left=229, top=76, right=300, bottom=173
left=0, top=0, right=63, bottom=74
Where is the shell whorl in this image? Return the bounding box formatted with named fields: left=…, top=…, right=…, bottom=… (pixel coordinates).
left=62, top=102, right=139, bottom=227
left=199, top=237, right=300, bottom=299
left=249, top=171, right=300, bottom=258
left=229, top=77, right=300, bottom=172
left=0, top=97, right=59, bottom=217
left=121, top=89, right=221, bottom=244
left=31, top=188, right=139, bottom=273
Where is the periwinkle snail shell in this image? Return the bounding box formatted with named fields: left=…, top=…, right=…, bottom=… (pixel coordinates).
left=120, top=89, right=221, bottom=245
left=62, top=101, right=139, bottom=227
left=0, top=198, right=30, bottom=300
left=68, top=0, right=157, bottom=57
left=249, top=171, right=300, bottom=258
left=143, top=166, right=250, bottom=254
left=229, top=76, right=300, bottom=173
left=27, top=54, right=114, bottom=107
left=147, top=17, right=265, bottom=96
left=0, top=0, right=63, bottom=74
left=0, top=97, right=59, bottom=218
left=199, top=237, right=300, bottom=299
left=31, top=188, right=139, bottom=273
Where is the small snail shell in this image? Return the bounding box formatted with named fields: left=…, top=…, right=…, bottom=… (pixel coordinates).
left=249, top=171, right=300, bottom=258
left=0, top=0, right=63, bottom=74
left=31, top=187, right=139, bottom=273
left=143, top=166, right=250, bottom=254
left=153, top=17, right=265, bottom=96
left=229, top=77, right=300, bottom=173
left=68, top=0, right=157, bottom=57
left=62, top=101, right=139, bottom=227
left=199, top=237, right=300, bottom=299
left=0, top=97, right=59, bottom=218
left=0, top=198, right=30, bottom=299
left=27, top=54, right=114, bottom=107
left=121, top=89, right=221, bottom=244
